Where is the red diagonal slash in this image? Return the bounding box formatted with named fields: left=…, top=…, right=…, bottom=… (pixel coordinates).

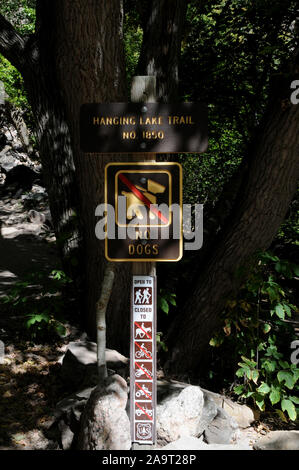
left=135, top=362, right=152, bottom=380
left=136, top=382, right=152, bottom=400
left=118, top=173, right=168, bottom=224
left=136, top=402, right=153, bottom=421
left=135, top=342, right=152, bottom=359
left=135, top=321, right=152, bottom=340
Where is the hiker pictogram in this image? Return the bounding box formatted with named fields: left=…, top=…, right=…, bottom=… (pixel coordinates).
left=134, top=287, right=152, bottom=305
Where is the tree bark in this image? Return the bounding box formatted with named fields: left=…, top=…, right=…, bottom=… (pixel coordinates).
left=165, top=65, right=299, bottom=376
left=137, top=0, right=188, bottom=102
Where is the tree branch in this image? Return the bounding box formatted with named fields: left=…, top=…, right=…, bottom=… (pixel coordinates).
left=0, top=13, right=27, bottom=72
left=96, top=263, right=115, bottom=381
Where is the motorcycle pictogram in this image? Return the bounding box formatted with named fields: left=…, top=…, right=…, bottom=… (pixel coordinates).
left=135, top=364, right=153, bottom=378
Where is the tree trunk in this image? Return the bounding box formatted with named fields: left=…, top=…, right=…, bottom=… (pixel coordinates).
left=165, top=69, right=299, bottom=376
left=137, top=0, right=188, bottom=102
left=52, top=0, right=132, bottom=349
left=0, top=2, right=131, bottom=350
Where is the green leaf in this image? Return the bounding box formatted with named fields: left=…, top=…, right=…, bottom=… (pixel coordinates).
left=262, top=323, right=271, bottom=334
left=26, top=313, right=50, bottom=328
left=55, top=323, right=67, bottom=337
left=251, top=369, right=259, bottom=384
left=241, top=356, right=257, bottom=368
left=159, top=298, right=169, bottom=314
left=254, top=393, right=265, bottom=411
left=266, top=287, right=279, bottom=303
left=262, top=360, right=277, bottom=373
left=209, top=337, right=223, bottom=347
left=278, top=360, right=290, bottom=370
left=234, top=385, right=244, bottom=395
left=269, top=387, right=281, bottom=405
left=236, top=367, right=246, bottom=378
left=281, top=399, right=297, bottom=421
left=257, top=382, right=271, bottom=395
left=167, top=294, right=177, bottom=306
left=277, top=371, right=295, bottom=390
left=282, top=303, right=292, bottom=318
left=274, top=304, right=285, bottom=320
left=289, top=396, right=299, bottom=405
left=275, top=409, right=288, bottom=423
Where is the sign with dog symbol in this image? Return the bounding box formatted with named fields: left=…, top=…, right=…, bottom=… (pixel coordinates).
left=130, top=276, right=156, bottom=444
left=104, top=162, right=182, bottom=262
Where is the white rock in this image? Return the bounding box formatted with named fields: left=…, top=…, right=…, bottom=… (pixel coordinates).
left=162, top=437, right=252, bottom=450
left=157, top=386, right=204, bottom=443
left=77, top=374, right=131, bottom=450
left=253, top=431, right=299, bottom=450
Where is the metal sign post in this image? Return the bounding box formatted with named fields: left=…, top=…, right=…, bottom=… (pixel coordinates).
left=130, top=275, right=156, bottom=444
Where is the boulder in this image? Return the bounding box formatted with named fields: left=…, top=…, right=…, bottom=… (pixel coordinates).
left=253, top=431, right=299, bottom=450
left=0, top=150, right=20, bottom=172
left=60, top=341, right=129, bottom=388
left=202, top=388, right=256, bottom=428
left=198, top=393, right=218, bottom=435
left=204, top=407, right=239, bottom=445
left=162, top=436, right=205, bottom=450
left=77, top=374, right=131, bottom=450
left=162, top=437, right=251, bottom=450
left=156, top=385, right=204, bottom=445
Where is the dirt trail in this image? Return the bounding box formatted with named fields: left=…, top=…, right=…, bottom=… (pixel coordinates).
left=0, top=187, right=59, bottom=297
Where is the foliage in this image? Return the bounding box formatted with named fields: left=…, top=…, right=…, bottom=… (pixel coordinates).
left=180, top=0, right=298, bottom=207
left=157, top=288, right=177, bottom=315
left=0, top=56, right=28, bottom=109
left=209, top=251, right=299, bottom=421
left=0, top=0, right=36, bottom=34
left=0, top=1, right=36, bottom=112
left=1, top=269, right=72, bottom=341
left=123, top=10, right=143, bottom=86
left=156, top=332, right=168, bottom=353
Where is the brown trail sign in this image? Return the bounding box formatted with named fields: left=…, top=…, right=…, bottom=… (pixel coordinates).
left=80, top=102, right=207, bottom=154
left=104, top=162, right=183, bottom=262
